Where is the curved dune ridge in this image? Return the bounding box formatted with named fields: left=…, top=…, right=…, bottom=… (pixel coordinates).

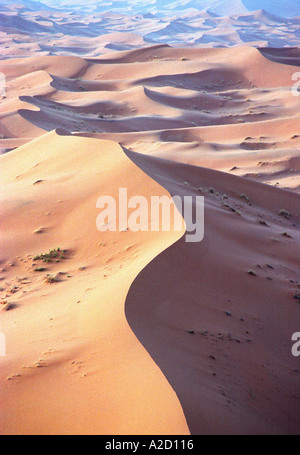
left=0, top=41, right=300, bottom=435
left=0, top=131, right=189, bottom=435
left=1, top=46, right=300, bottom=191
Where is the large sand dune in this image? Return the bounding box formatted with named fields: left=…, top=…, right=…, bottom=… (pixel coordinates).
left=0, top=1, right=300, bottom=436
left=0, top=131, right=189, bottom=435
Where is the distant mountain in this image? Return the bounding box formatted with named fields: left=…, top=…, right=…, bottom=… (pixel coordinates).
left=196, top=0, right=300, bottom=17
left=23, top=0, right=59, bottom=10
left=207, top=0, right=249, bottom=16
left=242, top=0, right=300, bottom=18
left=235, top=9, right=288, bottom=23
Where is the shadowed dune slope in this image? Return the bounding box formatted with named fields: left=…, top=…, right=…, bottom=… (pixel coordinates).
left=124, top=149, right=300, bottom=435
left=0, top=131, right=189, bottom=435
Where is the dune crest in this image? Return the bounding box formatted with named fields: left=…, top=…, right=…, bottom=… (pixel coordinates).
left=0, top=131, right=189, bottom=435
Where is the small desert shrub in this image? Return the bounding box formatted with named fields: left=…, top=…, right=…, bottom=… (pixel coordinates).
left=240, top=193, right=250, bottom=203
left=44, top=274, right=58, bottom=284
left=247, top=269, right=257, bottom=276
left=259, top=220, right=269, bottom=227
left=278, top=209, right=291, bottom=219
left=34, top=248, right=66, bottom=263
left=282, top=232, right=292, bottom=238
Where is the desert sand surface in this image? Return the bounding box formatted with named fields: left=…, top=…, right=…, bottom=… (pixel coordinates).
left=0, top=0, right=300, bottom=436
left=0, top=0, right=300, bottom=55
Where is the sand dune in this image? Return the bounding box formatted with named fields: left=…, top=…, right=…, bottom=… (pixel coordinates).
left=0, top=131, right=189, bottom=435
left=1, top=45, right=299, bottom=190
left=0, top=2, right=300, bottom=436
left=125, top=148, right=300, bottom=435
left=1, top=2, right=300, bottom=57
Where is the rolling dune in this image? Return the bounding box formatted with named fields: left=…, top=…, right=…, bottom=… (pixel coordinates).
left=1, top=2, right=300, bottom=54
left=0, top=1, right=300, bottom=436
left=1, top=46, right=299, bottom=190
